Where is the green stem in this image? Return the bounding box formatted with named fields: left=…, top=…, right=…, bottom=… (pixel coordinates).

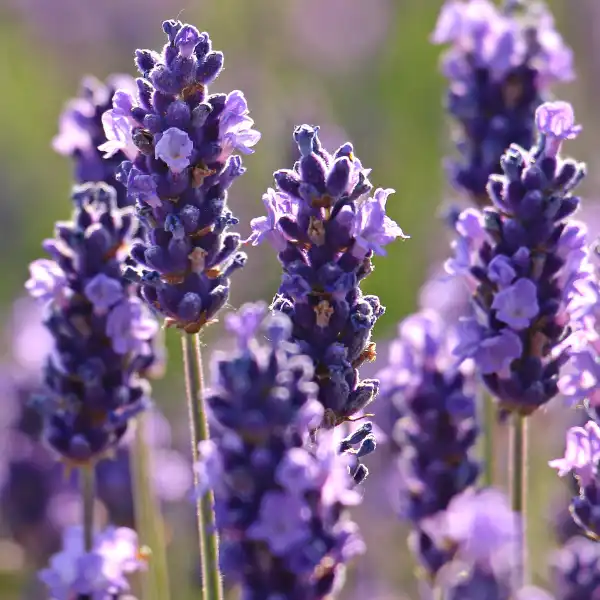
left=182, top=334, right=223, bottom=600
left=132, top=414, right=172, bottom=600
left=81, top=466, right=95, bottom=552
left=509, top=413, right=528, bottom=588
left=482, top=389, right=494, bottom=488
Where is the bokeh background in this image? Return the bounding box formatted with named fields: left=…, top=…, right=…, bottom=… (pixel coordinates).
left=0, top=0, right=597, bottom=598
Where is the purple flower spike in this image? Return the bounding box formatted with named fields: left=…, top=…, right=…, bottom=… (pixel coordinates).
left=254, top=125, right=405, bottom=431
left=26, top=183, right=159, bottom=464
left=376, top=310, right=479, bottom=578
left=196, top=305, right=363, bottom=599
left=38, top=525, right=147, bottom=599
left=112, top=20, right=259, bottom=333
left=446, top=103, right=591, bottom=415
left=536, top=101, right=582, bottom=158
left=432, top=0, right=575, bottom=203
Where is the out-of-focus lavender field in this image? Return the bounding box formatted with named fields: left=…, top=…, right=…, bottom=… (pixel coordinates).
left=0, top=0, right=597, bottom=598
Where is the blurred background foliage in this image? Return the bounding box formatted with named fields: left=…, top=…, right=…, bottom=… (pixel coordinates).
left=0, top=0, right=596, bottom=598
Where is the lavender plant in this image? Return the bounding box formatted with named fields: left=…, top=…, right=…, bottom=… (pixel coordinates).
left=102, top=19, right=260, bottom=599
left=195, top=303, right=365, bottom=599
left=432, top=0, right=574, bottom=205
left=249, top=124, right=405, bottom=435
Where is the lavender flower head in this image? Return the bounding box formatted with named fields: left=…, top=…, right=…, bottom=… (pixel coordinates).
left=250, top=124, right=406, bottom=427
left=550, top=420, right=600, bottom=539
left=195, top=303, right=364, bottom=599
left=54, top=75, right=137, bottom=209
left=447, top=100, right=590, bottom=415
left=105, top=20, right=260, bottom=333
left=376, top=310, right=479, bottom=576
left=432, top=0, right=574, bottom=203
left=38, top=524, right=147, bottom=600
left=26, top=183, right=158, bottom=465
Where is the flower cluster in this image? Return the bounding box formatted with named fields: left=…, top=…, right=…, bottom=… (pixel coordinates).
left=377, top=310, right=480, bottom=576
left=550, top=420, right=600, bottom=539
left=250, top=124, right=406, bottom=427
left=39, top=525, right=147, bottom=599
left=195, top=303, right=364, bottom=599
left=432, top=0, right=574, bottom=203
left=26, top=183, right=158, bottom=464
left=104, top=19, right=260, bottom=332
left=447, top=101, right=590, bottom=415
left=54, top=75, right=136, bottom=210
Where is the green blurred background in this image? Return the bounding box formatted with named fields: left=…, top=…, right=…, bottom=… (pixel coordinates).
left=0, top=0, right=597, bottom=598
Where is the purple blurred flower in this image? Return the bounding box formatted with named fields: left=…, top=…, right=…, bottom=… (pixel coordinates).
left=551, top=535, right=600, bottom=600
left=535, top=101, right=582, bottom=159
left=84, top=273, right=124, bottom=315
left=491, top=278, right=539, bottom=330
left=432, top=0, right=574, bottom=202
left=38, top=525, right=146, bottom=599
left=26, top=183, right=158, bottom=463
left=195, top=304, right=363, bottom=598
left=54, top=75, right=136, bottom=209
left=25, top=259, right=67, bottom=304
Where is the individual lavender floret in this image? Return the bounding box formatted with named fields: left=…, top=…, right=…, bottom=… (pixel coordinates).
left=376, top=310, right=479, bottom=576
left=195, top=303, right=364, bottom=599
left=432, top=0, right=574, bottom=203
left=54, top=75, right=137, bottom=209
left=25, top=183, right=158, bottom=465
left=549, top=420, right=600, bottom=539
left=551, top=535, right=600, bottom=600
left=447, top=100, right=590, bottom=415
left=104, top=20, right=260, bottom=333
left=38, top=524, right=147, bottom=599
left=249, top=124, right=406, bottom=427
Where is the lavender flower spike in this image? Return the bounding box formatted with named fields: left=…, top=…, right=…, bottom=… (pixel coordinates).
left=195, top=303, right=364, bottom=599
left=447, top=100, right=591, bottom=415
left=39, top=524, right=147, bottom=599
left=251, top=124, right=406, bottom=427
left=550, top=420, right=600, bottom=539
left=109, top=20, right=260, bottom=333
left=26, top=183, right=158, bottom=465
left=432, top=0, right=574, bottom=204
left=54, top=75, right=137, bottom=209
left=376, top=310, right=479, bottom=577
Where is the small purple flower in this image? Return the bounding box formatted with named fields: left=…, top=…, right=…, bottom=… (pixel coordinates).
left=549, top=421, right=600, bottom=487
left=38, top=525, right=146, bottom=600
left=217, top=91, right=261, bottom=159
left=491, top=278, right=539, bottom=330
left=99, top=103, right=137, bottom=160
left=487, top=255, right=516, bottom=288
left=106, top=298, right=159, bottom=355
left=275, top=447, right=320, bottom=495
left=25, top=259, right=67, bottom=304
left=247, top=490, right=310, bottom=554
left=535, top=101, right=582, bottom=158
left=174, top=24, right=201, bottom=58
left=154, top=127, right=194, bottom=173
left=351, top=188, right=408, bottom=258
left=247, top=189, right=295, bottom=250
left=223, top=301, right=267, bottom=349
left=84, top=273, right=124, bottom=315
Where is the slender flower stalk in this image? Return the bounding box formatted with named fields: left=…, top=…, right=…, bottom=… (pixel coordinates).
left=249, top=125, right=405, bottom=462
left=194, top=303, right=365, bottom=599
left=81, top=466, right=95, bottom=552
left=432, top=0, right=574, bottom=205
left=110, top=19, right=260, bottom=594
